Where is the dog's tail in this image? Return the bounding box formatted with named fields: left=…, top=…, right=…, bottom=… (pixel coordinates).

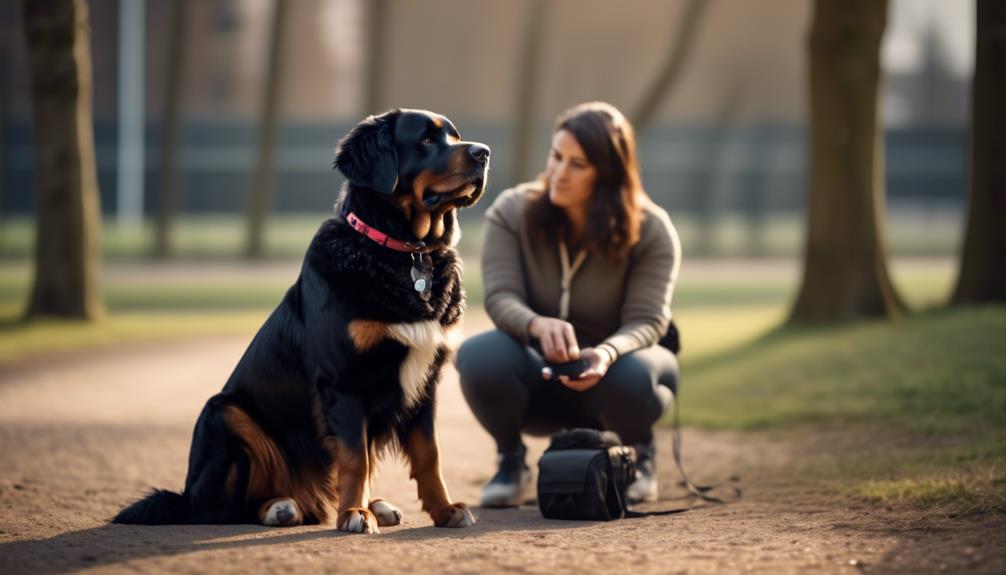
left=112, top=489, right=190, bottom=525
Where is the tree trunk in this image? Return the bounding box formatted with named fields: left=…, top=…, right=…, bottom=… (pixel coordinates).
left=510, top=0, right=547, bottom=186
left=0, top=18, right=10, bottom=232
left=789, top=0, right=904, bottom=322
left=364, top=0, right=387, bottom=115
left=631, top=0, right=711, bottom=134
left=245, top=0, right=288, bottom=259
left=951, top=0, right=1006, bottom=304
left=23, top=0, right=104, bottom=320
left=154, top=0, right=189, bottom=259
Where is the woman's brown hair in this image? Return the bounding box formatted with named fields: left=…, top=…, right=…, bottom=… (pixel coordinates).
left=525, top=101, right=648, bottom=259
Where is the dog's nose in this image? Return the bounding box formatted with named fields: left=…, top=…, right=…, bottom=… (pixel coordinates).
left=468, top=143, right=490, bottom=165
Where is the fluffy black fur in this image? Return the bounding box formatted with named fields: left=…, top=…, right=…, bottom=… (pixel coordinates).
left=114, top=109, right=488, bottom=526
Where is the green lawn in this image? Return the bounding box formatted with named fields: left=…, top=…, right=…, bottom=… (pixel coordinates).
left=0, top=311, right=270, bottom=363
left=0, top=211, right=961, bottom=261
left=0, top=216, right=326, bottom=261
left=681, top=307, right=1006, bottom=435
left=678, top=307, right=1006, bottom=513
left=0, top=256, right=951, bottom=364
left=0, top=215, right=489, bottom=262
left=0, top=263, right=286, bottom=363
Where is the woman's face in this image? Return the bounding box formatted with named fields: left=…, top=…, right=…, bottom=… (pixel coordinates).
left=546, top=129, right=597, bottom=209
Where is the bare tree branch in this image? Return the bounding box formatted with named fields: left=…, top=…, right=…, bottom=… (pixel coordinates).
left=631, top=0, right=712, bottom=133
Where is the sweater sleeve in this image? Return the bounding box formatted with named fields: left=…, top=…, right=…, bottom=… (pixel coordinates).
left=599, top=208, right=681, bottom=360
left=481, top=188, right=539, bottom=344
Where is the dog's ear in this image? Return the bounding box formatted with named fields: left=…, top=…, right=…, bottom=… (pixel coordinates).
left=334, top=110, right=400, bottom=196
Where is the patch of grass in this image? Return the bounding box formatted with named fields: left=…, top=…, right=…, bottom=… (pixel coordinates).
left=857, top=473, right=1006, bottom=513
left=675, top=281, right=793, bottom=308
left=0, top=268, right=291, bottom=312
left=678, top=306, right=1006, bottom=512
left=770, top=427, right=1006, bottom=514
left=821, top=438, right=1006, bottom=513
left=0, top=216, right=326, bottom=261
left=680, top=307, right=1006, bottom=436
left=0, top=262, right=489, bottom=364
left=0, top=311, right=270, bottom=363
left=104, top=283, right=290, bottom=311
left=0, top=254, right=954, bottom=365
left=674, top=305, right=786, bottom=358
left=0, top=211, right=963, bottom=261
left=0, top=262, right=283, bottom=362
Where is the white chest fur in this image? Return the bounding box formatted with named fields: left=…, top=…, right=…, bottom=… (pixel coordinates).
left=385, top=320, right=449, bottom=411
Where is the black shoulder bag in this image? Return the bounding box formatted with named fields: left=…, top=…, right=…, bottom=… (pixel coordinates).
left=536, top=429, right=635, bottom=521
left=536, top=320, right=741, bottom=521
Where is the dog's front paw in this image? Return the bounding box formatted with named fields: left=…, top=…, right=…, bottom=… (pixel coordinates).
left=337, top=507, right=379, bottom=534
left=369, top=499, right=402, bottom=527
left=432, top=502, right=476, bottom=528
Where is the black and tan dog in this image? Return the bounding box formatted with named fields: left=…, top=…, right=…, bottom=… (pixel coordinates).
left=113, top=109, right=489, bottom=533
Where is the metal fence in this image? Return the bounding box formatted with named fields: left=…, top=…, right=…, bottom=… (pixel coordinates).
left=2, top=120, right=967, bottom=219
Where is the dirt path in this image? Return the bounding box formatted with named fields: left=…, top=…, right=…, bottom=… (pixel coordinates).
left=0, top=316, right=1002, bottom=574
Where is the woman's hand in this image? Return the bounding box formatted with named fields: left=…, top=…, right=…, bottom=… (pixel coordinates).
left=555, top=347, right=611, bottom=392
left=529, top=316, right=580, bottom=363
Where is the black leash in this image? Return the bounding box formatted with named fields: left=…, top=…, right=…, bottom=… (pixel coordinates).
left=624, top=397, right=742, bottom=518
left=670, top=399, right=742, bottom=504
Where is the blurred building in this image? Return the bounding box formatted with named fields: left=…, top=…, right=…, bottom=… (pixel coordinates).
left=0, top=0, right=973, bottom=220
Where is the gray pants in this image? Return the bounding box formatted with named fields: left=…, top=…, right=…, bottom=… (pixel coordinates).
left=456, top=330, right=677, bottom=455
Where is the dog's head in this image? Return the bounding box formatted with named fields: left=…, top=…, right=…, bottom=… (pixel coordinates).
left=334, top=109, right=490, bottom=244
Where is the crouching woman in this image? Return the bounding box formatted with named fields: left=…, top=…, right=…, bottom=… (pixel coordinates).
left=456, top=101, right=681, bottom=507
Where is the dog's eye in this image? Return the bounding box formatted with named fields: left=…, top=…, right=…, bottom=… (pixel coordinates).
left=421, top=136, right=434, bottom=145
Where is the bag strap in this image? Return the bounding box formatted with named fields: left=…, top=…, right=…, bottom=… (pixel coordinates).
left=624, top=396, right=742, bottom=518
left=609, top=469, right=685, bottom=518
left=623, top=506, right=689, bottom=518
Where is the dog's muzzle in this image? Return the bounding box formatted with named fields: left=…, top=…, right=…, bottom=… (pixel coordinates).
left=422, top=176, right=484, bottom=209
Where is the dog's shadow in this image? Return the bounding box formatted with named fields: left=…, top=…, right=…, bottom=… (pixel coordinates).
left=0, top=523, right=315, bottom=575
left=0, top=508, right=589, bottom=574
left=380, top=506, right=601, bottom=541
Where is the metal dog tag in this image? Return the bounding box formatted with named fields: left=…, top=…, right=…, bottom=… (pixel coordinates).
left=410, top=253, right=432, bottom=299
left=411, top=269, right=430, bottom=295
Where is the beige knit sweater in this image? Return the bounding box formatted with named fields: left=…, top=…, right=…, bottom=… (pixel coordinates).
left=480, top=184, right=681, bottom=360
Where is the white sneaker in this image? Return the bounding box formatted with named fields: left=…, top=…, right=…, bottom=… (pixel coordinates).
left=626, top=442, right=658, bottom=503
left=626, top=470, right=658, bottom=503
left=480, top=453, right=532, bottom=508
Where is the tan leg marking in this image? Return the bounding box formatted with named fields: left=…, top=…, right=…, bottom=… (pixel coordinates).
left=223, top=404, right=293, bottom=501
left=403, top=427, right=476, bottom=528
left=224, top=404, right=337, bottom=524
left=334, top=437, right=378, bottom=533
